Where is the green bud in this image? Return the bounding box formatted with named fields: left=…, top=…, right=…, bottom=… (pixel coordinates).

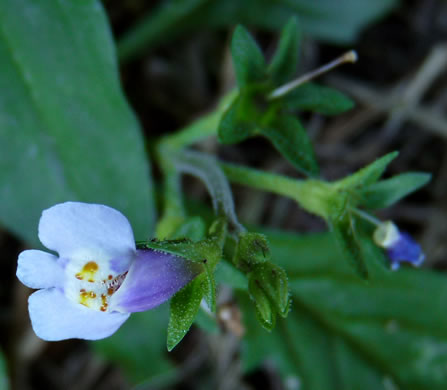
left=233, top=232, right=271, bottom=271
left=250, top=262, right=290, bottom=318
left=248, top=274, right=276, bottom=331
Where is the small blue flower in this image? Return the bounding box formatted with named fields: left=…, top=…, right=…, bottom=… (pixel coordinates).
left=373, top=221, right=425, bottom=271
left=17, top=202, right=198, bottom=341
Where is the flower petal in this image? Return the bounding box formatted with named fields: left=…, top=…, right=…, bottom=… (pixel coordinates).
left=387, top=232, right=425, bottom=266
left=17, top=250, right=62, bottom=289
left=29, top=288, right=130, bottom=341
left=110, top=249, right=200, bottom=313
left=38, top=202, right=136, bottom=264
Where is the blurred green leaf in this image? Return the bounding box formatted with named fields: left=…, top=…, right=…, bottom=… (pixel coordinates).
left=167, top=276, right=204, bottom=351
left=218, top=93, right=258, bottom=144
left=214, top=261, right=248, bottom=290
left=231, top=25, right=267, bottom=88
left=118, top=0, right=398, bottom=62
left=0, top=349, right=9, bottom=390
left=171, top=216, right=207, bottom=241
left=283, top=82, right=354, bottom=115
left=268, top=17, right=300, bottom=85
left=329, top=209, right=370, bottom=279
left=361, top=172, right=431, bottom=210
left=0, top=0, right=155, bottom=246
left=242, top=229, right=447, bottom=390
left=337, top=152, right=399, bottom=191
left=194, top=307, right=219, bottom=333
left=94, top=305, right=175, bottom=385
left=261, top=116, right=319, bottom=176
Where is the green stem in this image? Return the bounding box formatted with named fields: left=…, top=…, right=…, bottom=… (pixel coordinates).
left=350, top=207, right=381, bottom=226
left=220, top=162, right=333, bottom=219
left=159, top=89, right=238, bottom=150
left=154, top=146, right=186, bottom=238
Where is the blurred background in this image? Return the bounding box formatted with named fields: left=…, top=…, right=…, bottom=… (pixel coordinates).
left=1, top=0, right=447, bottom=389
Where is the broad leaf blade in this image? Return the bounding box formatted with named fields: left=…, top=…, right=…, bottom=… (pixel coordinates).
left=261, top=115, right=319, bottom=176
left=283, top=82, right=354, bottom=115
left=361, top=172, right=431, bottom=210
left=231, top=25, right=266, bottom=88
left=242, top=229, right=447, bottom=390
left=0, top=0, right=155, bottom=246
left=94, top=305, right=175, bottom=385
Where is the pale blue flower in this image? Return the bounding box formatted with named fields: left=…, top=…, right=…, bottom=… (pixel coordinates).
left=17, top=202, right=198, bottom=341
left=373, top=221, right=425, bottom=270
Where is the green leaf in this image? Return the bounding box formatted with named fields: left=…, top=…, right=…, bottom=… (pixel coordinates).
left=218, top=94, right=258, bottom=144
left=361, top=172, right=431, bottom=210
left=336, top=152, right=399, bottom=191
left=118, top=0, right=209, bottom=62
left=231, top=25, right=267, bottom=88
left=141, top=236, right=220, bottom=267
left=0, top=0, right=155, bottom=246
left=268, top=17, right=300, bottom=85
left=171, top=216, right=207, bottom=241
left=329, top=210, right=369, bottom=279
left=167, top=276, right=204, bottom=351
left=202, top=261, right=217, bottom=312
left=118, top=0, right=398, bottom=62
left=283, top=82, right=354, bottom=115
left=94, top=305, right=175, bottom=385
left=194, top=307, right=219, bottom=333
left=260, top=115, right=319, bottom=176
left=242, top=229, right=447, bottom=390
left=215, top=261, right=248, bottom=290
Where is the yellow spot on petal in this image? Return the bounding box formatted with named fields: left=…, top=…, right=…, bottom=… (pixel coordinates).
left=75, top=261, right=99, bottom=283
left=80, top=290, right=96, bottom=307
left=100, top=294, right=108, bottom=312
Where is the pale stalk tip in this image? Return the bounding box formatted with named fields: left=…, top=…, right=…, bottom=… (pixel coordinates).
left=343, top=50, right=358, bottom=64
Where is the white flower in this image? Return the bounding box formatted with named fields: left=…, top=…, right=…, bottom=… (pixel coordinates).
left=17, top=202, right=197, bottom=341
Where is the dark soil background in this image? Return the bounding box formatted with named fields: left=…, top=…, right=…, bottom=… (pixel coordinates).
left=1, top=0, right=447, bottom=389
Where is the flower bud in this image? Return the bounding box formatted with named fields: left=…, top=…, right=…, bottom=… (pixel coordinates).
left=248, top=274, right=276, bottom=330
left=233, top=232, right=271, bottom=271
left=249, top=262, right=290, bottom=320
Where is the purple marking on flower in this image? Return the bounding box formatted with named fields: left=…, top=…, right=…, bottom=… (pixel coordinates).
left=386, top=232, right=425, bottom=271
left=111, top=249, right=200, bottom=313
left=373, top=221, right=425, bottom=271
left=16, top=202, right=198, bottom=341
left=109, top=256, right=133, bottom=274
